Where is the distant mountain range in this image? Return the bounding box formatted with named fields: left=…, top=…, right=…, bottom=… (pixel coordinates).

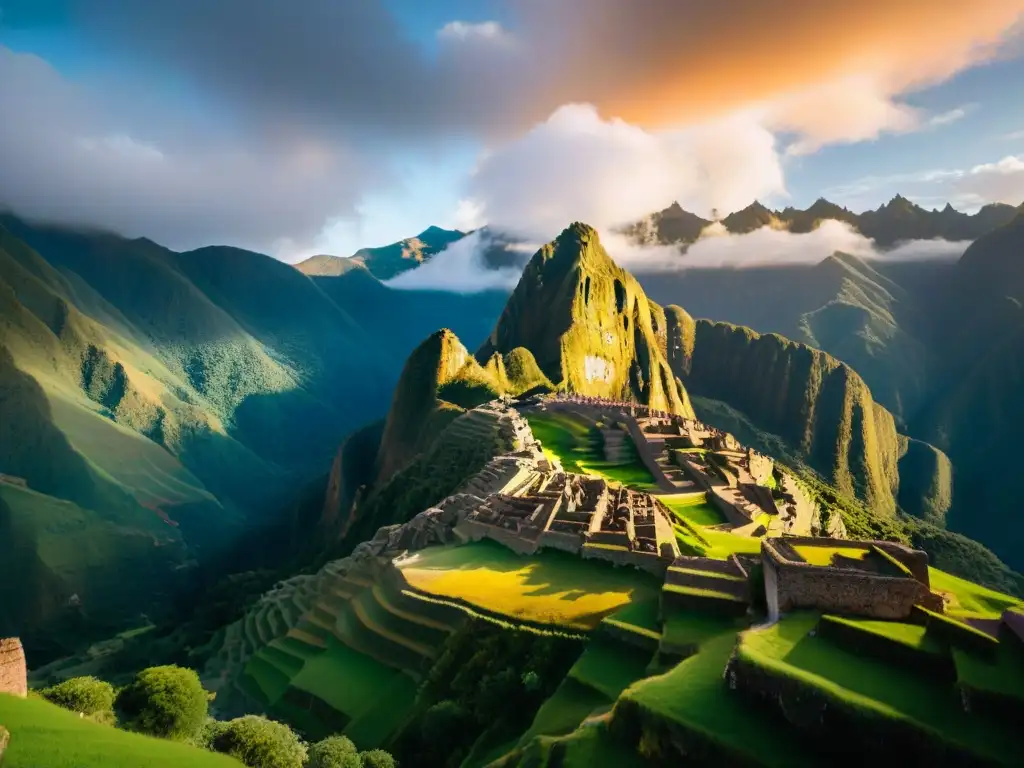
left=628, top=196, right=1024, bottom=247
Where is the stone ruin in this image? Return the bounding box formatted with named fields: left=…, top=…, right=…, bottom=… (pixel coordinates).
left=0, top=637, right=27, bottom=698
left=762, top=537, right=943, bottom=621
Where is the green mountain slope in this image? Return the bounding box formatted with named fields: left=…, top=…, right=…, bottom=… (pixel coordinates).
left=0, top=216, right=510, bottom=658
left=294, top=225, right=465, bottom=280
left=637, top=252, right=940, bottom=425
left=478, top=223, right=694, bottom=416
left=675, top=318, right=904, bottom=514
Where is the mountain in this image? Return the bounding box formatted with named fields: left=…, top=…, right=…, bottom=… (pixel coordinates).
left=637, top=251, right=941, bottom=425
left=627, top=196, right=1021, bottom=248
left=673, top=316, right=921, bottom=515
left=721, top=201, right=783, bottom=233
left=622, top=202, right=713, bottom=245
left=0, top=214, right=508, bottom=659
left=478, top=222, right=694, bottom=416
left=294, top=225, right=466, bottom=280
left=778, top=197, right=859, bottom=233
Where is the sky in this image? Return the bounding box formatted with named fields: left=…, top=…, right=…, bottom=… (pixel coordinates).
left=1, top=0, right=1024, bottom=261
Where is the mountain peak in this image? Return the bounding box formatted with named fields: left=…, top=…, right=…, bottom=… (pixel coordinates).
left=478, top=222, right=694, bottom=415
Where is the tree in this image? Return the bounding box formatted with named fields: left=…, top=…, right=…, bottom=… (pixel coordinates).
left=114, top=665, right=208, bottom=741
left=308, top=735, right=361, bottom=768
left=210, top=715, right=307, bottom=768
left=359, top=749, right=397, bottom=768
left=41, top=676, right=116, bottom=717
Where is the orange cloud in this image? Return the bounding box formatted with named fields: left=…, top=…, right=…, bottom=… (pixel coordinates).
left=510, top=0, right=1024, bottom=129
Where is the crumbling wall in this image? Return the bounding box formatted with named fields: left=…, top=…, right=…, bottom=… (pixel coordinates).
left=0, top=638, right=27, bottom=698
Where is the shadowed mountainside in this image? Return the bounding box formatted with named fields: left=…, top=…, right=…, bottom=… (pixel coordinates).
left=0, top=214, right=508, bottom=658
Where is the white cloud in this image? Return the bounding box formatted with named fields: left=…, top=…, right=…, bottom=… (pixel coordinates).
left=463, top=103, right=785, bottom=242
left=954, top=155, right=1024, bottom=206
left=764, top=76, right=922, bottom=156
left=437, top=21, right=512, bottom=44
left=1002, top=130, right=1024, bottom=140
left=929, top=107, right=970, bottom=127
left=385, top=230, right=522, bottom=292
left=605, top=220, right=969, bottom=273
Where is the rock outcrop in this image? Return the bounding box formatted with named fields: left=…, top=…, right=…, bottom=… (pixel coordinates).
left=0, top=638, right=27, bottom=697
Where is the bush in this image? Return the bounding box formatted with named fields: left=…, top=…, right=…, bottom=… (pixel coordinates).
left=115, top=665, right=209, bottom=741
left=190, top=717, right=230, bottom=749
left=307, top=735, right=360, bottom=768
left=40, top=676, right=115, bottom=718
left=359, top=749, right=397, bottom=768
left=210, top=715, right=307, bottom=768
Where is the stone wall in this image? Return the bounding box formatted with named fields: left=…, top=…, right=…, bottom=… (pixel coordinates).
left=747, top=450, right=774, bottom=486
left=0, top=638, right=27, bottom=698
left=762, top=539, right=941, bottom=620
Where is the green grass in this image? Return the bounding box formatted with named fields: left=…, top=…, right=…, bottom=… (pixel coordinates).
left=602, top=599, right=662, bottom=634
left=819, top=615, right=944, bottom=655
left=524, top=411, right=659, bottom=491
left=289, top=637, right=414, bottom=721
left=658, top=492, right=725, bottom=526
left=687, top=527, right=763, bottom=557
left=953, top=642, right=1024, bottom=701
left=340, top=672, right=420, bottom=749
left=929, top=568, right=1024, bottom=617
left=737, top=613, right=1018, bottom=763
left=791, top=544, right=870, bottom=566
left=242, top=653, right=292, bottom=704
left=622, top=632, right=814, bottom=766
left=399, top=540, right=660, bottom=630
left=660, top=609, right=746, bottom=654
left=568, top=636, right=655, bottom=699
left=0, top=693, right=241, bottom=767
left=516, top=677, right=611, bottom=746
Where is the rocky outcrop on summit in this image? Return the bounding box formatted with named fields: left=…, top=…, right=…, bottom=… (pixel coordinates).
left=478, top=223, right=694, bottom=417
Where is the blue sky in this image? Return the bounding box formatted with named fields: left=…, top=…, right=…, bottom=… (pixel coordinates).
left=1, top=1, right=1023, bottom=258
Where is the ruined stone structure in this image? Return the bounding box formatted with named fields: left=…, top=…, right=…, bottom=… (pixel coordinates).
left=762, top=537, right=943, bottom=621
left=0, top=638, right=27, bottom=698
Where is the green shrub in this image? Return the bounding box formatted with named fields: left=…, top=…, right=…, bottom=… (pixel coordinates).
left=308, top=735, right=360, bottom=768
left=190, top=716, right=230, bottom=749
left=359, top=749, right=398, bottom=768
left=115, top=665, right=209, bottom=741
left=210, top=715, right=307, bottom=768
left=40, top=676, right=115, bottom=718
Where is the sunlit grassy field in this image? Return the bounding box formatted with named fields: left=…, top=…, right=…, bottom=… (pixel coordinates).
left=928, top=568, right=1024, bottom=617
left=657, top=492, right=726, bottom=527
left=525, top=411, right=659, bottom=491
left=398, top=540, right=659, bottom=629
left=0, top=694, right=241, bottom=768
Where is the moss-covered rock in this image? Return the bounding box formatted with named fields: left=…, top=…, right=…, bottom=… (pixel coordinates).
left=478, top=223, right=693, bottom=416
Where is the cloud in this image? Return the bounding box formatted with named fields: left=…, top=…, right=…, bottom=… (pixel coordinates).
left=929, top=107, right=970, bottom=127
left=464, top=104, right=785, bottom=241
left=0, top=47, right=385, bottom=253
left=606, top=220, right=969, bottom=273
left=1002, top=130, right=1024, bottom=140
left=1, top=0, right=1022, bottom=251
left=385, top=230, right=522, bottom=292
left=954, top=155, right=1024, bottom=206
left=822, top=154, right=1024, bottom=211
left=41, top=0, right=1024, bottom=145
left=437, top=21, right=512, bottom=44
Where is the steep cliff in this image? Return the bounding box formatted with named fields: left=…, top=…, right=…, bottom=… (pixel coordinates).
left=676, top=320, right=902, bottom=514
left=897, top=437, right=954, bottom=524
left=478, top=223, right=694, bottom=416
left=374, top=328, right=498, bottom=482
